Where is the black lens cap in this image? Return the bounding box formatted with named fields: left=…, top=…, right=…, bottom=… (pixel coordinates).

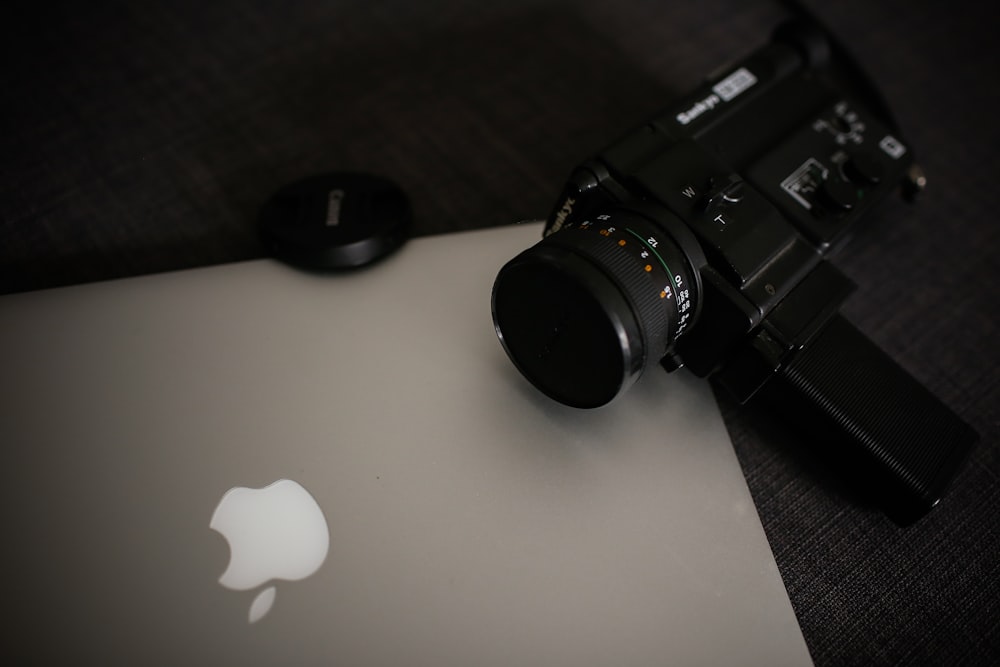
left=259, top=172, right=412, bottom=270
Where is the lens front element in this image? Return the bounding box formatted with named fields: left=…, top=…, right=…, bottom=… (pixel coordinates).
left=492, top=210, right=699, bottom=408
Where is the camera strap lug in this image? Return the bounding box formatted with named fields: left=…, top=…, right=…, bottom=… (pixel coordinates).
left=902, top=163, right=928, bottom=202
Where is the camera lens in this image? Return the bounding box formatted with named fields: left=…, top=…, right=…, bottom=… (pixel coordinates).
left=492, top=209, right=700, bottom=408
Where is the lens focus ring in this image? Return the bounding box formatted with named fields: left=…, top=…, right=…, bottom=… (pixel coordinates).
left=544, top=227, right=669, bottom=370
left=493, top=208, right=702, bottom=408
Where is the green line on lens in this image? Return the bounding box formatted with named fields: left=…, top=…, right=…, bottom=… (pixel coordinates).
left=626, top=228, right=678, bottom=290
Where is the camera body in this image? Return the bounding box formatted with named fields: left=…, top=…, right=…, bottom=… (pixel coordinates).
left=543, top=23, right=909, bottom=390
left=492, top=22, right=976, bottom=522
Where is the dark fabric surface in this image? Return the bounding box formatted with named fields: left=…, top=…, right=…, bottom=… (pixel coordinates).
left=2, top=0, right=997, bottom=664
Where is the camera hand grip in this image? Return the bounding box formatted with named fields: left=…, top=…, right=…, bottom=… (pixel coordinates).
left=772, top=315, right=976, bottom=523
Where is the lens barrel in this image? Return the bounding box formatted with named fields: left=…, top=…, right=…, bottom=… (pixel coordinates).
left=492, top=209, right=700, bottom=408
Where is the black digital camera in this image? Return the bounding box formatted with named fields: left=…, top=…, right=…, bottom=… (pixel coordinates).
left=491, top=21, right=976, bottom=522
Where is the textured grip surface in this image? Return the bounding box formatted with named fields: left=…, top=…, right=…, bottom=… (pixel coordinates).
left=777, top=315, right=977, bottom=520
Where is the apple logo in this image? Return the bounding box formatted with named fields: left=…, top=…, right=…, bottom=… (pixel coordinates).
left=210, top=479, right=330, bottom=623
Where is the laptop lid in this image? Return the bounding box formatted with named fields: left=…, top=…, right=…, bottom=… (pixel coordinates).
left=0, top=223, right=811, bottom=665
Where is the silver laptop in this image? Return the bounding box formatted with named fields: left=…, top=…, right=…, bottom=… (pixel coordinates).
left=0, top=223, right=811, bottom=665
